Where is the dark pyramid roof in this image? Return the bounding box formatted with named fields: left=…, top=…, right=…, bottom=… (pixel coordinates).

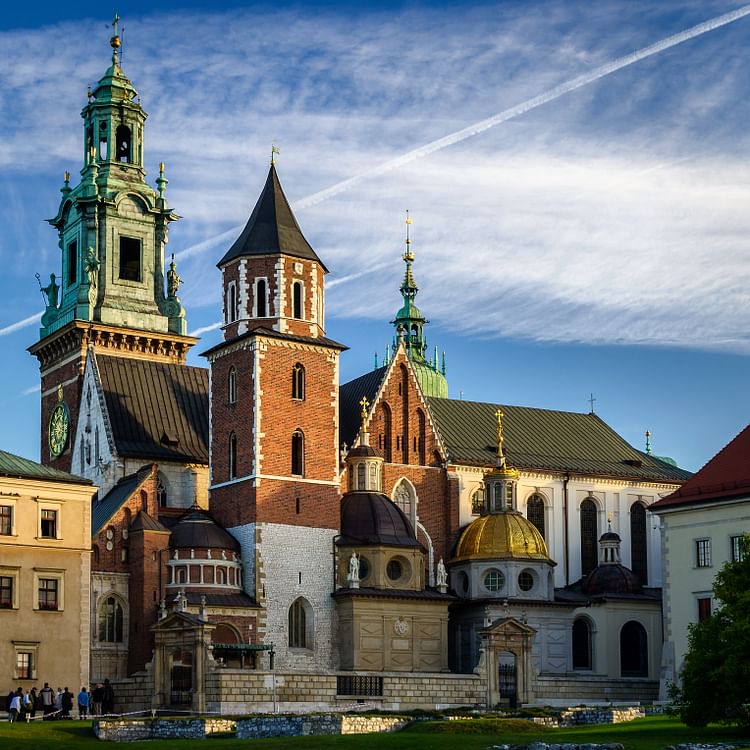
left=652, top=422, right=750, bottom=509
left=340, top=366, right=388, bottom=447
left=130, top=509, right=169, bottom=533
left=97, top=354, right=209, bottom=464
left=425, top=397, right=692, bottom=483
left=0, top=449, right=92, bottom=485
left=218, top=165, right=327, bottom=271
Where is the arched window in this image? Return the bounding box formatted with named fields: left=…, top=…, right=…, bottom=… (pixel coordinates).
left=115, top=124, right=131, bottom=162
left=157, top=473, right=168, bottom=508
left=400, top=365, right=409, bottom=463
left=292, top=363, right=305, bottom=400
left=471, top=487, right=485, bottom=515
left=356, top=463, right=366, bottom=490
left=99, top=596, right=124, bottom=642
left=393, top=479, right=417, bottom=533
left=572, top=618, right=592, bottom=670
left=527, top=494, right=545, bottom=539
left=256, top=279, right=267, bottom=318
left=289, top=597, right=312, bottom=649
left=630, top=501, right=648, bottom=584
left=292, top=281, right=303, bottom=319
left=228, top=367, right=237, bottom=404
left=291, top=430, right=304, bottom=476
left=580, top=498, right=598, bottom=575
left=620, top=621, right=648, bottom=677
left=416, top=408, right=426, bottom=465
left=228, top=433, right=237, bottom=480
left=226, top=282, right=238, bottom=323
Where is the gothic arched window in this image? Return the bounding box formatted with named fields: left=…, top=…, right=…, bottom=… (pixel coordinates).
left=630, top=501, right=648, bottom=584
left=416, top=408, right=426, bottom=465
left=471, top=487, right=485, bottom=515
left=289, top=597, right=313, bottom=649
left=228, top=433, right=237, bottom=480
left=379, top=402, right=392, bottom=462
left=291, top=430, right=304, bottom=476
left=292, top=363, right=305, bottom=401
left=580, top=498, right=598, bottom=575
left=393, top=479, right=417, bottom=533
left=527, top=493, right=546, bottom=540
left=228, top=367, right=237, bottom=405
left=99, top=596, right=124, bottom=643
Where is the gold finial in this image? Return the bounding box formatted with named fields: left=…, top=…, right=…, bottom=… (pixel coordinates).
left=63, top=170, right=70, bottom=184
left=89, top=146, right=97, bottom=164
left=403, top=210, right=414, bottom=262
left=359, top=397, right=370, bottom=431
left=271, top=143, right=280, bottom=166
left=57, top=384, right=64, bottom=402
left=159, top=162, right=165, bottom=174
left=495, top=408, right=506, bottom=466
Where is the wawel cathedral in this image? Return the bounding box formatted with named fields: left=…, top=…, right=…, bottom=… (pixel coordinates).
left=27, top=33, right=691, bottom=711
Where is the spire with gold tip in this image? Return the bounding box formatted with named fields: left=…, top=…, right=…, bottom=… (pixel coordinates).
left=483, top=407, right=519, bottom=512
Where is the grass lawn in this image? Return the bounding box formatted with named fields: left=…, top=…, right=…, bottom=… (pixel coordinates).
left=0, top=715, right=747, bottom=749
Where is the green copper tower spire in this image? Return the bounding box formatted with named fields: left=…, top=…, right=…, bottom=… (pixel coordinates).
left=389, top=212, right=448, bottom=398
left=39, top=16, right=186, bottom=339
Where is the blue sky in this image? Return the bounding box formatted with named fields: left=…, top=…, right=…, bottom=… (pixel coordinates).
left=1, top=0, right=749, bottom=472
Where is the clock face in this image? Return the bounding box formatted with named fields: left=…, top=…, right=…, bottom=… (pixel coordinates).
left=48, top=402, right=70, bottom=458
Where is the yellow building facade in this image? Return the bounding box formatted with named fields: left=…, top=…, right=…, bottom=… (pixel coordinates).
left=0, top=450, right=95, bottom=692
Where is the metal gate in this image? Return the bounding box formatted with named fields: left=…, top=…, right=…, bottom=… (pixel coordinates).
left=170, top=651, right=193, bottom=705
left=499, top=661, right=517, bottom=703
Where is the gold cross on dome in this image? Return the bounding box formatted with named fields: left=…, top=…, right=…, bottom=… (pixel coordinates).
left=359, top=397, right=370, bottom=429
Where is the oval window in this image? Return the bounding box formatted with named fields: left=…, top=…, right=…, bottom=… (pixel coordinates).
left=484, top=569, right=505, bottom=592
left=518, top=570, right=534, bottom=591
left=386, top=559, right=403, bottom=581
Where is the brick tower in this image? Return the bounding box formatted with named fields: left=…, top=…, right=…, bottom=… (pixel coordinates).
left=29, top=22, right=195, bottom=471
left=204, top=160, right=346, bottom=669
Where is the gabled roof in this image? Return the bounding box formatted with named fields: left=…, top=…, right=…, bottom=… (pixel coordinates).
left=425, top=397, right=691, bottom=483
left=92, top=468, right=152, bottom=535
left=651, top=423, right=750, bottom=510
left=130, top=510, right=169, bottom=534
left=96, top=355, right=209, bottom=464
left=217, top=165, right=326, bottom=270
left=0, top=449, right=92, bottom=486
left=340, top=366, right=388, bottom=447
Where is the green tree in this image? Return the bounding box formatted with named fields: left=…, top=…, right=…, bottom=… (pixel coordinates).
left=672, top=534, right=750, bottom=727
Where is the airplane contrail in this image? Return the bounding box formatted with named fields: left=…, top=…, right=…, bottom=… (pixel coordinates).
left=7, top=4, right=750, bottom=336
left=0, top=312, right=41, bottom=337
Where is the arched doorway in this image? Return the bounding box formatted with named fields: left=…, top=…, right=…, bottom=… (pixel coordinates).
left=498, top=651, right=517, bottom=707
left=170, top=649, right=193, bottom=705
left=620, top=621, right=648, bottom=677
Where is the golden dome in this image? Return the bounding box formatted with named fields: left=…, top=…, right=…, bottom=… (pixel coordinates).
left=453, top=512, right=551, bottom=562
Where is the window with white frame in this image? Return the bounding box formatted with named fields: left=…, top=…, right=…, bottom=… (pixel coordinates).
left=696, top=538, right=712, bottom=568
left=226, top=281, right=238, bottom=323
left=255, top=278, right=268, bottom=317
left=38, top=503, right=61, bottom=540
left=33, top=569, right=64, bottom=612
left=0, top=567, right=19, bottom=609
left=12, top=642, right=39, bottom=680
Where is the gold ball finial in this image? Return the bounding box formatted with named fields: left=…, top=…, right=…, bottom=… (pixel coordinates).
left=110, top=35, right=121, bottom=48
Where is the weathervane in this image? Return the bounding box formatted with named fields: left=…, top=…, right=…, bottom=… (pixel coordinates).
left=271, top=143, right=280, bottom=166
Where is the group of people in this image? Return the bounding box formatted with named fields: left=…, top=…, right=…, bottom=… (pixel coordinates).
left=6, top=679, right=115, bottom=722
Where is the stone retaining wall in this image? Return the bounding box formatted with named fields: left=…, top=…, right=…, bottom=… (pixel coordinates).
left=94, top=715, right=407, bottom=741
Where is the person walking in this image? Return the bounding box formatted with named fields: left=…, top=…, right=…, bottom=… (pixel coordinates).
left=8, top=689, right=22, bottom=723
left=77, top=687, right=89, bottom=719
left=6, top=689, right=15, bottom=721
left=39, top=682, right=54, bottom=719
left=54, top=688, right=63, bottom=718
left=29, top=687, right=38, bottom=718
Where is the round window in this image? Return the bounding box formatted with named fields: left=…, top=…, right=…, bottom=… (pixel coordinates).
left=483, top=569, right=505, bottom=592
left=359, top=556, right=370, bottom=581
left=518, top=570, right=534, bottom=591
left=386, top=559, right=403, bottom=581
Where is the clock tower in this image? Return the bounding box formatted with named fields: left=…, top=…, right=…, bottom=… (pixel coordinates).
left=29, top=21, right=196, bottom=471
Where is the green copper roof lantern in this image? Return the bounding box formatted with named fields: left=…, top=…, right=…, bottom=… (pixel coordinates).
left=37, top=16, right=186, bottom=340
left=388, top=212, right=448, bottom=398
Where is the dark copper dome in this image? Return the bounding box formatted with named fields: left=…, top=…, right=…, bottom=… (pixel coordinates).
left=582, top=563, right=643, bottom=596
left=170, top=510, right=241, bottom=552
left=338, top=492, right=421, bottom=548
left=348, top=444, right=378, bottom=458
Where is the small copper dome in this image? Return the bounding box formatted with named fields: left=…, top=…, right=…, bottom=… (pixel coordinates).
left=170, top=510, right=240, bottom=552
left=582, top=563, right=643, bottom=595
left=339, top=492, right=421, bottom=548
left=452, top=511, right=551, bottom=562
left=348, top=444, right=378, bottom=458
